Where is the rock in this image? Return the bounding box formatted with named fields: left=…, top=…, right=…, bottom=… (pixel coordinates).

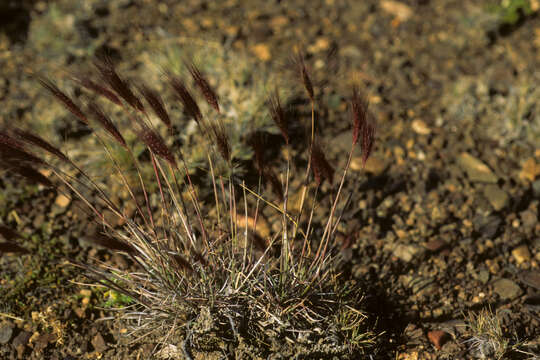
left=411, top=119, right=431, bottom=135
left=532, top=179, right=540, bottom=197
left=519, top=158, right=540, bottom=182
left=250, top=44, right=271, bottom=62
left=512, top=245, right=531, bottom=264
left=483, top=185, right=508, bottom=211
left=381, top=1, right=413, bottom=22
left=492, top=278, right=522, bottom=300
left=393, top=243, right=423, bottom=262
left=520, top=209, right=537, bottom=230
left=351, top=156, right=387, bottom=175
left=12, top=330, right=31, bottom=357
left=457, top=152, right=498, bottom=183
left=91, top=333, right=107, bottom=353
left=518, top=270, right=540, bottom=290
left=476, top=269, right=490, bottom=284
left=0, top=323, right=13, bottom=344
left=54, top=194, right=71, bottom=208
left=427, top=330, right=449, bottom=350
left=424, top=238, right=446, bottom=252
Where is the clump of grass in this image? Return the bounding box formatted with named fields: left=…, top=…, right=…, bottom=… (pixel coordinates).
left=464, top=307, right=538, bottom=359
left=2, top=50, right=376, bottom=357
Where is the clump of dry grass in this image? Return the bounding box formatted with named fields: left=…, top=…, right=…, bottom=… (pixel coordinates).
left=2, top=51, right=377, bottom=357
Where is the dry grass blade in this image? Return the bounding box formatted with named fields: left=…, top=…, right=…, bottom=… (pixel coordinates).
left=311, top=141, right=334, bottom=186
left=0, top=226, right=22, bottom=241
left=268, top=90, right=289, bottom=144
left=94, top=59, right=145, bottom=112
left=361, top=121, right=375, bottom=167
left=87, top=233, right=135, bottom=254
left=0, top=242, right=29, bottom=254
left=75, top=76, right=123, bottom=106
left=351, top=86, right=369, bottom=146
left=37, top=77, right=88, bottom=124
left=169, top=75, right=202, bottom=124
left=137, top=124, right=177, bottom=166
left=13, top=128, right=70, bottom=163
left=186, top=62, right=220, bottom=113
left=139, top=84, right=171, bottom=129
left=87, top=101, right=127, bottom=148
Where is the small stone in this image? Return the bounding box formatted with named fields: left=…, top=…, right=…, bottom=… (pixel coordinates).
left=519, top=270, right=540, bottom=290
left=532, top=179, right=540, bottom=197
left=411, top=119, right=431, bottom=135
left=483, top=185, right=508, bottom=211
left=424, top=238, right=446, bottom=252
left=492, top=278, right=522, bottom=300
left=512, top=245, right=532, bottom=264
left=351, top=155, right=387, bottom=175
left=54, top=194, right=71, bottom=208
left=250, top=44, right=271, bottom=62
left=393, top=244, right=423, bottom=262
left=520, top=209, right=537, bottom=230
left=427, top=330, right=449, bottom=350
left=0, top=323, right=13, bottom=344
left=457, top=152, right=498, bottom=183
left=519, top=158, right=540, bottom=182
left=381, top=1, right=413, bottom=22
left=476, top=269, right=490, bottom=284
left=91, top=333, right=107, bottom=353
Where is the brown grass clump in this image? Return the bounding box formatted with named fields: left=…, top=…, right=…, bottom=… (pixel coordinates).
left=1, top=50, right=377, bottom=358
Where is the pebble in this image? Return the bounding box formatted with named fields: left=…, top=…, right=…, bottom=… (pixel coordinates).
left=91, top=333, right=107, bottom=353
left=54, top=194, right=71, bottom=208
left=393, top=243, right=423, bottom=262
left=457, top=152, right=498, bottom=183
left=483, top=184, right=508, bottom=211
left=427, top=330, right=449, bottom=350
left=512, top=245, right=531, bottom=264
left=351, top=156, right=387, bottom=175
left=518, top=270, right=540, bottom=290
left=519, top=158, right=540, bottom=182
left=492, top=278, right=522, bottom=300
left=411, top=119, right=431, bottom=135
left=250, top=43, right=271, bottom=61
left=0, top=323, right=13, bottom=344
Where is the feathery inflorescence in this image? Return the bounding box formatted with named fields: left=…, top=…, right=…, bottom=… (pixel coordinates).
left=138, top=84, right=172, bottom=129
left=310, top=141, right=334, bottom=186
left=37, top=77, right=88, bottom=124
left=361, top=121, right=376, bottom=167
left=87, top=233, right=135, bottom=254
left=351, top=86, right=369, bottom=146
left=169, top=75, right=203, bottom=125
left=13, top=128, right=70, bottom=163
left=137, top=124, right=177, bottom=166
left=268, top=90, right=289, bottom=144
left=294, top=51, right=314, bottom=101
left=75, top=76, right=123, bottom=106
left=186, top=62, right=220, bottom=113
left=86, top=101, right=127, bottom=148
left=94, top=59, right=145, bottom=112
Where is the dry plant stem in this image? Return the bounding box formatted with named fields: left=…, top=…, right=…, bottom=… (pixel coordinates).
left=310, top=143, right=355, bottom=273
left=207, top=153, right=221, bottom=227
left=292, top=99, right=316, bottom=240
left=280, top=153, right=291, bottom=288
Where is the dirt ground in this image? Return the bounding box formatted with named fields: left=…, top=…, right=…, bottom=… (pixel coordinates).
left=1, top=0, right=540, bottom=359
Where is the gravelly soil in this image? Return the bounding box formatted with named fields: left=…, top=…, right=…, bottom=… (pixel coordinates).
left=1, top=0, right=540, bottom=359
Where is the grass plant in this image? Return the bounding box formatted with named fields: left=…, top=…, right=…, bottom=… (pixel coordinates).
left=0, top=50, right=376, bottom=357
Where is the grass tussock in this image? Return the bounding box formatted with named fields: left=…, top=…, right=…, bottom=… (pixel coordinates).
left=1, top=50, right=377, bottom=357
